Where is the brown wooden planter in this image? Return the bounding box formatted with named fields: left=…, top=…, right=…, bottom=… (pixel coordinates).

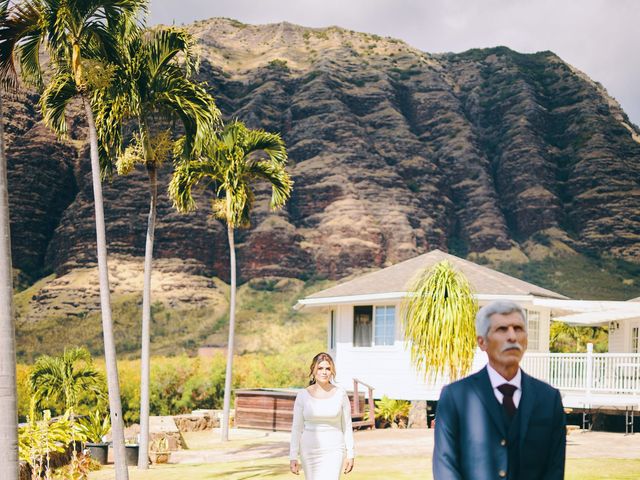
left=234, top=386, right=371, bottom=431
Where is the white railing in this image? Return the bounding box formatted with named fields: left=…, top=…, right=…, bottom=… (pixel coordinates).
left=522, top=344, right=640, bottom=395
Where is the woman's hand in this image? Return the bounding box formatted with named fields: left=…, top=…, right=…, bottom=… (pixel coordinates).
left=343, top=458, right=354, bottom=474
left=290, top=460, right=300, bottom=475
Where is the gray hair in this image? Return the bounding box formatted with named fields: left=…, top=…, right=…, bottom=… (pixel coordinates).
left=476, top=300, right=527, bottom=338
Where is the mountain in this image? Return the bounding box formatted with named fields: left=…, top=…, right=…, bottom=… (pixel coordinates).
left=5, top=18, right=640, bottom=287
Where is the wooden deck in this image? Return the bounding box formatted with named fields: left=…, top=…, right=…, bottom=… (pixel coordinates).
left=234, top=380, right=375, bottom=431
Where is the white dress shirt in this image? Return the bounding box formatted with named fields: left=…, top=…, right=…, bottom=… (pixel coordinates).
left=486, top=364, right=522, bottom=408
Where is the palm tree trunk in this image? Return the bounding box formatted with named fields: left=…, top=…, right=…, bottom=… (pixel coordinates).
left=84, top=99, right=129, bottom=480
left=138, top=162, right=157, bottom=469
left=0, top=96, right=19, bottom=480
left=221, top=223, right=237, bottom=441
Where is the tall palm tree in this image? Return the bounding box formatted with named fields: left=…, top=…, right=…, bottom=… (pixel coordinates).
left=402, top=260, right=478, bottom=381
left=0, top=2, right=147, bottom=478
left=95, top=25, right=220, bottom=469
left=169, top=120, right=293, bottom=441
left=28, top=347, right=106, bottom=412
left=0, top=3, right=18, bottom=479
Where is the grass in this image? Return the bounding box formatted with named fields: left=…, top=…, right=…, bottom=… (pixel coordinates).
left=14, top=272, right=328, bottom=362
left=497, top=253, right=640, bottom=300
left=15, top=250, right=640, bottom=362
left=88, top=457, right=640, bottom=479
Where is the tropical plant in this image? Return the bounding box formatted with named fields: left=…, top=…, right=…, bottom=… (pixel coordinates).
left=169, top=119, right=293, bottom=441
left=77, top=409, right=111, bottom=444
left=51, top=452, right=101, bottom=480
left=550, top=322, right=607, bottom=353
left=0, top=2, right=148, bottom=478
left=402, top=260, right=478, bottom=381
left=18, top=401, right=84, bottom=480
left=0, top=2, right=18, bottom=478
left=374, top=396, right=411, bottom=428
left=95, top=24, right=220, bottom=469
left=29, top=347, right=106, bottom=412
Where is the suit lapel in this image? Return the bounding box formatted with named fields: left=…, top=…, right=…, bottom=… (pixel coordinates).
left=518, top=370, right=537, bottom=450
left=471, top=367, right=507, bottom=437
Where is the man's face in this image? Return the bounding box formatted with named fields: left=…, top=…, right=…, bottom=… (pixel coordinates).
left=478, top=311, right=528, bottom=370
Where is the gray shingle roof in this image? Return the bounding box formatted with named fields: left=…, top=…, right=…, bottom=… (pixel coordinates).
left=306, top=249, right=567, bottom=300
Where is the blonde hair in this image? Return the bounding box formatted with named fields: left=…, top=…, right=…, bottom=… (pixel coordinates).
left=308, top=352, right=336, bottom=385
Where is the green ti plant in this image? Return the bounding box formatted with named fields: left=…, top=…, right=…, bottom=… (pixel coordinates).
left=374, top=396, right=411, bottom=428
left=77, top=409, right=111, bottom=444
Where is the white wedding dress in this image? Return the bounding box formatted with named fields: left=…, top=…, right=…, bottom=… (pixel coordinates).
left=289, top=387, right=355, bottom=479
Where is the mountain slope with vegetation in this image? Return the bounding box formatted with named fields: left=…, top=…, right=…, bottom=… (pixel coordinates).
left=4, top=18, right=640, bottom=286
left=4, top=19, right=640, bottom=359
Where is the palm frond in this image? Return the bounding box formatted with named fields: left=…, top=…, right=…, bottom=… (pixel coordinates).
left=29, top=347, right=105, bottom=411
left=171, top=120, right=293, bottom=232
left=0, top=0, right=44, bottom=89
left=244, top=129, right=288, bottom=165
left=250, top=160, right=293, bottom=209
left=152, top=71, right=220, bottom=159
left=169, top=160, right=218, bottom=212
left=39, top=69, right=77, bottom=136
left=146, top=27, right=196, bottom=79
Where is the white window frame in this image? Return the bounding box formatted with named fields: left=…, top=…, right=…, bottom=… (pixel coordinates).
left=374, top=306, right=396, bottom=346
left=329, top=310, right=336, bottom=350
left=632, top=326, right=639, bottom=353
left=525, top=309, right=540, bottom=351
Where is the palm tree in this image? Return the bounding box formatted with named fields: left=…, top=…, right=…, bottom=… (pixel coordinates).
left=0, top=3, right=18, bottom=479
left=28, top=347, right=106, bottom=412
left=0, top=2, right=147, bottom=478
left=169, top=120, right=293, bottom=441
left=95, top=25, right=220, bottom=468
left=402, top=260, right=478, bottom=381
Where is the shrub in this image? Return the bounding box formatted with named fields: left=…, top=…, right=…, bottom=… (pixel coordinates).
left=374, top=396, right=411, bottom=428
left=77, top=409, right=111, bottom=444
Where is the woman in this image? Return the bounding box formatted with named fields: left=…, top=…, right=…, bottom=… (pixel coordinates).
left=289, top=352, right=355, bottom=478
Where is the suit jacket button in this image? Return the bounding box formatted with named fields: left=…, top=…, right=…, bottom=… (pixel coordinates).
left=499, top=470, right=507, bottom=477
left=500, top=439, right=507, bottom=446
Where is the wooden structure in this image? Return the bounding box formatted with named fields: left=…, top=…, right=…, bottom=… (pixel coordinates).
left=235, top=388, right=297, bottom=431
left=234, top=380, right=375, bottom=431
left=352, top=378, right=375, bottom=429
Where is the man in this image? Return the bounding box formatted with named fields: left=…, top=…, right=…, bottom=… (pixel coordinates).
left=433, top=300, right=566, bottom=480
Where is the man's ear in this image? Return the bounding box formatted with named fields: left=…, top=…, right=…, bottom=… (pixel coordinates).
left=477, top=335, right=487, bottom=352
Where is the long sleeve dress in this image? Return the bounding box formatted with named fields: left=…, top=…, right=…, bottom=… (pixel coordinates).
left=289, top=387, right=355, bottom=479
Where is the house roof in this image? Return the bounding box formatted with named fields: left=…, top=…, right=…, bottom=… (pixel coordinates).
left=303, top=249, right=567, bottom=302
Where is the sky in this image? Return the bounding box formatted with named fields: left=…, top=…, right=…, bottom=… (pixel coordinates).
left=149, top=0, right=640, bottom=126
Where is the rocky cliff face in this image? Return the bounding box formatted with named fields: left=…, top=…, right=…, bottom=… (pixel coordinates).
left=5, top=19, right=640, bottom=284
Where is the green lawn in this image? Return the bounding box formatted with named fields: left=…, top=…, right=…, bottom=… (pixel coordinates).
left=89, top=457, right=640, bottom=479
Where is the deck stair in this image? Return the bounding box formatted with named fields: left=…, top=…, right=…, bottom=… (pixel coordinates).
left=350, top=378, right=375, bottom=429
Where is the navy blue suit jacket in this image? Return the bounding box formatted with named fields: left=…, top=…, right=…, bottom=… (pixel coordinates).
left=433, top=367, right=566, bottom=480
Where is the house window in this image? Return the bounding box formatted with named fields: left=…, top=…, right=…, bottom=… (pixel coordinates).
left=526, top=309, right=540, bottom=351
left=632, top=327, right=639, bottom=353
left=329, top=310, right=336, bottom=350
left=353, top=306, right=395, bottom=347
left=375, top=306, right=396, bottom=345
left=354, top=306, right=373, bottom=347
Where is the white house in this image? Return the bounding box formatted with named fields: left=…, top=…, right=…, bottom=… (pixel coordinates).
left=295, top=250, right=640, bottom=410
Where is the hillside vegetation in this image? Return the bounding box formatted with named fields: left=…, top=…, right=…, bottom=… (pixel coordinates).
left=13, top=250, right=640, bottom=362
